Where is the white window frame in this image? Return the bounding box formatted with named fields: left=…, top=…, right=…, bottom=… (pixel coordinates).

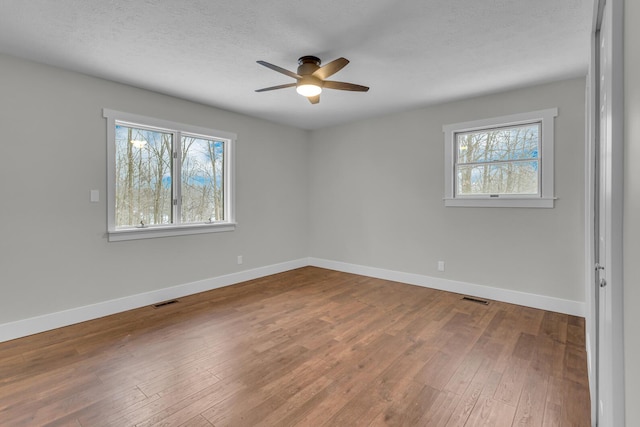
left=442, top=108, right=558, bottom=208
left=103, top=109, right=236, bottom=241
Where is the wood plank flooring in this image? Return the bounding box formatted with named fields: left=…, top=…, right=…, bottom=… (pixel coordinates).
left=0, top=267, right=590, bottom=426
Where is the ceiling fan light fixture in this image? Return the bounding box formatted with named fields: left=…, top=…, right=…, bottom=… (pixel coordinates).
left=296, top=83, right=322, bottom=97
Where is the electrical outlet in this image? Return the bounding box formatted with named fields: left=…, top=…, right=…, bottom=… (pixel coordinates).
left=237, top=255, right=243, bottom=265
left=437, top=261, right=445, bottom=272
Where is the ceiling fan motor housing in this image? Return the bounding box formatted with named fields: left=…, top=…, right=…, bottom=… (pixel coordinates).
left=297, top=56, right=321, bottom=75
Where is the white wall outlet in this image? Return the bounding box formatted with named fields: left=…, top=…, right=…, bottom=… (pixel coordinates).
left=437, top=261, right=445, bottom=272
left=237, top=255, right=243, bottom=265
left=90, top=190, right=99, bottom=202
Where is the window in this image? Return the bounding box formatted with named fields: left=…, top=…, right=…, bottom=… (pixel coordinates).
left=104, top=109, right=236, bottom=241
left=443, top=108, right=557, bottom=208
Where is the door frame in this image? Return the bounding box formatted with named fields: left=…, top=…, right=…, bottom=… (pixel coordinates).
left=585, top=0, right=625, bottom=425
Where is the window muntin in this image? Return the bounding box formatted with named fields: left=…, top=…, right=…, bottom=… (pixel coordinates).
left=104, top=109, right=236, bottom=241
left=455, top=123, right=541, bottom=197
left=443, top=108, right=557, bottom=208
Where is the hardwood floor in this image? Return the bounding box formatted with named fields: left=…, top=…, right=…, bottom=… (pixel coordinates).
left=0, top=267, right=590, bottom=426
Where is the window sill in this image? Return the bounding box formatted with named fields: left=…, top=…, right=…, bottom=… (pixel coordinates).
left=444, top=198, right=555, bottom=208
left=108, top=222, right=237, bottom=242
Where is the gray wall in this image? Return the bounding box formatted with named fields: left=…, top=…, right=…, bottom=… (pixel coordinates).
left=309, top=78, right=586, bottom=302
left=624, top=0, right=640, bottom=423
left=0, top=54, right=310, bottom=324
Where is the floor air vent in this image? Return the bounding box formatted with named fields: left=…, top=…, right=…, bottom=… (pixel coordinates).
left=461, top=296, right=489, bottom=305
left=152, top=299, right=178, bottom=308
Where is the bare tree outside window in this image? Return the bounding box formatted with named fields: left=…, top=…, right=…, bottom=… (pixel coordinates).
left=181, top=136, right=225, bottom=223
left=114, top=126, right=226, bottom=228
left=455, top=123, right=540, bottom=196
left=115, top=125, right=172, bottom=227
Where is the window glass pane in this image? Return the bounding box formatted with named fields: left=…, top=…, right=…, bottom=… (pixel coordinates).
left=181, top=136, right=225, bottom=223
left=456, top=161, right=539, bottom=196
left=456, top=123, right=540, bottom=164
left=115, top=125, right=173, bottom=227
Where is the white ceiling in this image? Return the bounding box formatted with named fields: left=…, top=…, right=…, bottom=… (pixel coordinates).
left=0, top=0, right=594, bottom=130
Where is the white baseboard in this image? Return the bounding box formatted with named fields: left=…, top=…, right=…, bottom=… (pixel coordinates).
left=308, top=258, right=585, bottom=317
left=0, top=256, right=585, bottom=343
left=0, top=258, right=310, bottom=343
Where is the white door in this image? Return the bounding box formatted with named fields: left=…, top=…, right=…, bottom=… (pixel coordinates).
left=593, top=0, right=624, bottom=425
left=596, top=4, right=611, bottom=422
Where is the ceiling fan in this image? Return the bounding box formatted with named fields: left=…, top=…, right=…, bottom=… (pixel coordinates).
left=255, top=56, right=369, bottom=104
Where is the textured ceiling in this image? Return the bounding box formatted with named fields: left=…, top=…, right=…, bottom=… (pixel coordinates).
left=0, top=0, right=594, bottom=130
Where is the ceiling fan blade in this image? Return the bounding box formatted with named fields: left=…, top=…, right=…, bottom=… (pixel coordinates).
left=255, top=83, right=297, bottom=92
left=312, top=57, right=349, bottom=80
left=323, top=81, right=369, bottom=92
left=308, top=95, right=320, bottom=104
left=256, top=60, right=301, bottom=80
